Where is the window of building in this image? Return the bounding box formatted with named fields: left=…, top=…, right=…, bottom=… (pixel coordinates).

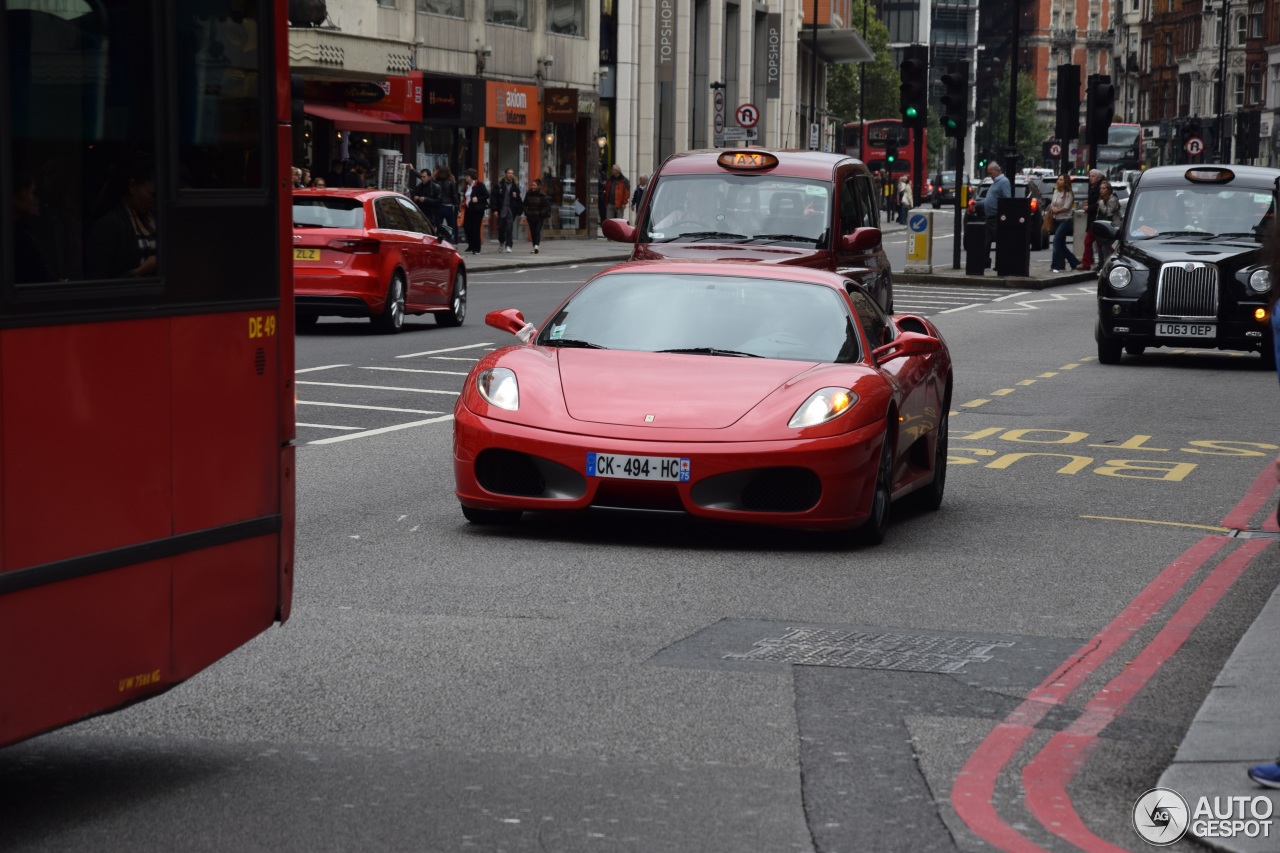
left=1250, top=3, right=1263, bottom=38
left=486, top=0, right=527, bottom=28
left=1234, top=13, right=1246, bottom=45
left=417, top=0, right=464, bottom=16
left=1247, top=67, right=1262, bottom=105
left=377, top=0, right=395, bottom=6
left=548, top=0, right=584, bottom=35
left=1233, top=73, right=1244, bottom=109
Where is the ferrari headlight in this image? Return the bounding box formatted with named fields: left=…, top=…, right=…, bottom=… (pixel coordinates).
left=477, top=367, right=519, bottom=410
left=788, top=387, right=857, bottom=428
left=1249, top=268, right=1272, bottom=294
left=1108, top=265, right=1132, bottom=289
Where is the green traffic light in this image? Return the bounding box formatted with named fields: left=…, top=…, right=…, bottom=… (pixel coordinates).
left=905, top=107, right=918, bottom=118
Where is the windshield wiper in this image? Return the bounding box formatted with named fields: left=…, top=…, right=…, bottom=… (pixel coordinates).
left=658, top=347, right=762, bottom=358
left=750, top=233, right=817, bottom=243
left=1207, top=232, right=1262, bottom=241
left=656, top=230, right=748, bottom=243
left=544, top=338, right=607, bottom=349
left=1148, top=230, right=1210, bottom=239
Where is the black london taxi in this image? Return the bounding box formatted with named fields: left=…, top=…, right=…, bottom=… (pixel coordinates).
left=1092, top=165, right=1278, bottom=365
left=601, top=149, right=894, bottom=311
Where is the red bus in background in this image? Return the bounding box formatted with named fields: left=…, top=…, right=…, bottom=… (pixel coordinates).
left=1, top=1, right=295, bottom=746
left=841, top=119, right=925, bottom=178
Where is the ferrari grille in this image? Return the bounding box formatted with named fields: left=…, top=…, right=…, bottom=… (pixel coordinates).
left=475, top=449, right=545, bottom=497
left=740, top=468, right=822, bottom=512
left=1155, top=264, right=1218, bottom=319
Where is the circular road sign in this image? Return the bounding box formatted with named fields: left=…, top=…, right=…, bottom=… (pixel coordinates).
left=1048, top=142, right=1062, bottom=158
left=735, top=103, right=759, bottom=128
left=1184, top=136, right=1204, bottom=156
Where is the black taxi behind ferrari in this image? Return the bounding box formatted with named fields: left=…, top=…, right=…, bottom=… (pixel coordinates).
left=1092, top=164, right=1278, bottom=365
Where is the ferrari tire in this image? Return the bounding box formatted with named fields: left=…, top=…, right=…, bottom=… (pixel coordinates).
left=437, top=270, right=467, bottom=327
left=372, top=273, right=406, bottom=334
left=461, top=504, right=522, bottom=526
left=854, top=426, right=894, bottom=546
left=912, top=408, right=948, bottom=512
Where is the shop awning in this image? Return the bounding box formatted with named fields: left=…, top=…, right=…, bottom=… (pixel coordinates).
left=303, top=103, right=409, bottom=135
left=804, top=28, right=875, bottom=65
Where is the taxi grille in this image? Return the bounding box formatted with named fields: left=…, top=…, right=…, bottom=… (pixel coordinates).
left=1155, top=265, right=1218, bottom=319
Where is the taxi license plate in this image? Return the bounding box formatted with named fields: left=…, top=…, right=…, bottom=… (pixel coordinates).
left=1156, top=322, right=1214, bottom=338
left=293, top=248, right=321, bottom=260
left=587, top=452, right=690, bottom=482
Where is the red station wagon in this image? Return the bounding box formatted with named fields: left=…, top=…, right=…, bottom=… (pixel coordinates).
left=292, top=189, right=467, bottom=333
left=602, top=149, right=894, bottom=311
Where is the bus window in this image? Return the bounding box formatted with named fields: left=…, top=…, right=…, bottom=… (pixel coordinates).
left=6, top=0, right=159, bottom=287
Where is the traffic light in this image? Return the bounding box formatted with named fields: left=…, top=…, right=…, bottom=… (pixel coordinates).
left=939, top=61, right=968, bottom=140
left=976, top=151, right=990, bottom=171
left=899, top=44, right=929, bottom=129
left=1055, top=64, right=1081, bottom=141
left=1085, top=74, right=1115, bottom=147
left=885, top=145, right=899, bottom=166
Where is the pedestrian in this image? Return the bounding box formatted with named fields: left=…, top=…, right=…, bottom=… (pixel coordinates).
left=631, top=174, right=649, bottom=219
left=604, top=164, right=630, bottom=222
left=300, top=167, right=312, bottom=188
left=411, top=169, right=441, bottom=226
left=523, top=178, right=549, bottom=253
left=897, top=176, right=914, bottom=224
left=462, top=168, right=489, bottom=254
left=342, top=159, right=363, bottom=188
left=982, top=161, right=1012, bottom=271
left=1047, top=174, right=1080, bottom=273
left=491, top=168, right=523, bottom=252
left=435, top=166, right=460, bottom=241
left=326, top=159, right=345, bottom=188
left=1247, top=227, right=1280, bottom=790
left=312, top=177, right=327, bottom=189
left=1079, top=169, right=1102, bottom=270
left=290, top=166, right=303, bottom=188
left=1094, top=179, right=1121, bottom=267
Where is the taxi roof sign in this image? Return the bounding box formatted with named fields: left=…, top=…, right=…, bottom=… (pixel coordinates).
left=1185, top=167, right=1234, bottom=184
left=717, top=151, right=778, bottom=171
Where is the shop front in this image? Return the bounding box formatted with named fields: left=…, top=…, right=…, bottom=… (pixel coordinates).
left=300, top=76, right=420, bottom=190
left=416, top=74, right=485, bottom=185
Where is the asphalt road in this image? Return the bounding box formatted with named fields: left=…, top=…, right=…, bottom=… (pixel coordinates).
left=3, top=263, right=1277, bottom=853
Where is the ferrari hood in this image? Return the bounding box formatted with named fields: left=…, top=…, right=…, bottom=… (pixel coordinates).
left=633, top=243, right=822, bottom=264
left=558, top=349, right=814, bottom=428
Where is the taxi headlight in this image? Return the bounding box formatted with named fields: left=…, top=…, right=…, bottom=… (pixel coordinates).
left=1249, top=268, right=1272, bottom=294
left=1108, top=266, right=1132, bottom=289
left=477, top=367, right=519, bottom=410
left=789, top=387, right=858, bottom=428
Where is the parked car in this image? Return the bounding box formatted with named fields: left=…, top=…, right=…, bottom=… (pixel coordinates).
left=453, top=262, right=953, bottom=544
left=602, top=148, right=894, bottom=312
left=966, top=176, right=1049, bottom=250
left=1093, top=164, right=1279, bottom=365
left=292, top=189, right=467, bottom=333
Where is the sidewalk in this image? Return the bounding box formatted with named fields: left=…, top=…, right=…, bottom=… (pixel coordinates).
left=461, top=224, right=1280, bottom=849
left=459, top=221, right=1095, bottom=290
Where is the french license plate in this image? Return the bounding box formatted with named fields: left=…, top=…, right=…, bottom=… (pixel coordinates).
left=587, top=452, right=690, bottom=482
left=1156, top=322, right=1215, bottom=338
left=293, top=248, right=320, bottom=260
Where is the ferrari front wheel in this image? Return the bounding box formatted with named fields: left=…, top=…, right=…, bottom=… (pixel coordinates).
left=853, top=426, right=894, bottom=546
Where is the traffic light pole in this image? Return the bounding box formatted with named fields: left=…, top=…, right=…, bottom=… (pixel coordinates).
left=953, top=135, right=964, bottom=270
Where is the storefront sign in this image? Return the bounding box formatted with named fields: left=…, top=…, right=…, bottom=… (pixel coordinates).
left=421, top=74, right=483, bottom=127
left=656, top=0, right=677, bottom=83
left=544, top=88, right=579, bottom=123
left=766, top=14, right=781, bottom=98
left=487, top=81, right=538, bottom=130
left=350, top=72, right=423, bottom=123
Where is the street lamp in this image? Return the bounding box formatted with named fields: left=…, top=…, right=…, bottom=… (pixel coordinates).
left=1204, top=0, right=1230, bottom=162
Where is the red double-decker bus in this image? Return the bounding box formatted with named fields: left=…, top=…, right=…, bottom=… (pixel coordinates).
left=841, top=119, right=925, bottom=178
left=1, top=0, right=295, bottom=746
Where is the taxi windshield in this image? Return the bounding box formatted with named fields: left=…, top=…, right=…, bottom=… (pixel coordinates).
left=1126, top=186, right=1276, bottom=242
left=641, top=174, right=833, bottom=248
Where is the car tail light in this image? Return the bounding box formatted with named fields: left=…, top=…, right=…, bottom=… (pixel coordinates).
left=1029, top=197, right=1039, bottom=213
left=326, top=237, right=380, bottom=254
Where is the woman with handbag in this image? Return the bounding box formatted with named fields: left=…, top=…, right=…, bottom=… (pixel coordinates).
left=1048, top=174, right=1079, bottom=273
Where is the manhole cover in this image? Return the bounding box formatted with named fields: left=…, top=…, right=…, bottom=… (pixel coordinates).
left=723, top=628, right=1014, bottom=673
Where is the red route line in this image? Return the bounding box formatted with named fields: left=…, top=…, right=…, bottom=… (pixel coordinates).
left=950, top=458, right=1279, bottom=852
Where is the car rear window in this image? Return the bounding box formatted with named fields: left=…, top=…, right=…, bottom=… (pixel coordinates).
left=293, top=197, right=365, bottom=229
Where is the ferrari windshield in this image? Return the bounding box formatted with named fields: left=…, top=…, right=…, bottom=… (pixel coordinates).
left=641, top=174, right=833, bottom=248
left=1126, top=186, right=1276, bottom=241
left=537, top=273, right=860, bottom=363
